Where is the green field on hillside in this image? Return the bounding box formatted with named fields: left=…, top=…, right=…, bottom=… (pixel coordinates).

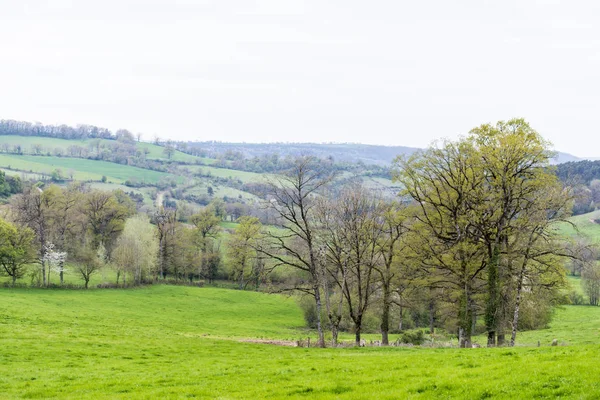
left=186, top=164, right=267, bottom=183
left=0, top=135, right=204, bottom=163
left=1, top=285, right=600, bottom=399
left=0, top=154, right=169, bottom=184
left=561, top=210, right=600, bottom=240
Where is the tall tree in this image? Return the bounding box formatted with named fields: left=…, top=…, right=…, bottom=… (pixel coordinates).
left=335, top=186, right=382, bottom=346
left=374, top=202, right=411, bottom=345
left=228, top=216, right=263, bottom=289
left=468, top=118, right=567, bottom=346
left=260, top=156, right=336, bottom=348
left=11, top=187, right=57, bottom=286
left=154, top=207, right=178, bottom=280
left=190, top=207, right=221, bottom=282
left=395, top=119, right=575, bottom=347
left=81, top=190, right=131, bottom=254
left=395, top=139, right=487, bottom=347
left=112, top=215, right=159, bottom=285
left=0, top=218, right=35, bottom=285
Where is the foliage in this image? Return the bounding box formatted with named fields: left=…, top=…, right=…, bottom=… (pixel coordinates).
left=111, top=214, right=159, bottom=285
left=582, top=262, right=600, bottom=306
left=227, top=216, right=263, bottom=289
left=399, top=329, right=425, bottom=345
left=0, top=218, right=35, bottom=285
left=394, top=118, right=573, bottom=347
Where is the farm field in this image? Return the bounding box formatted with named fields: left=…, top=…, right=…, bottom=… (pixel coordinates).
left=0, top=135, right=203, bottom=163
left=560, top=209, right=600, bottom=240
left=0, top=154, right=170, bottom=184
left=186, top=164, right=267, bottom=183
left=1, top=285, right=600, bottom=399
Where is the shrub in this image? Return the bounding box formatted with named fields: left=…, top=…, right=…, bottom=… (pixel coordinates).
left=298, top=296, right=318, bottom=329
left=568, top=290, right=585, bottom=305
left=400, top=329, right=425, bottom=345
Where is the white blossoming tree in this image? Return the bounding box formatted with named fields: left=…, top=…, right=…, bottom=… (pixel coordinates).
left=43, top=242, right=67, bottom=285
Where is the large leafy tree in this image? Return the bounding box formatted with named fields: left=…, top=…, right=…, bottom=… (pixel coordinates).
left=0, top=218, right=35, bottom=285
left=395, top=119, right=573, bottom=347
left=190, top=206, right=221, bottom=282
left=227, top=216, right=263, bottom=290
left=112, top=214, right=159, bottom=285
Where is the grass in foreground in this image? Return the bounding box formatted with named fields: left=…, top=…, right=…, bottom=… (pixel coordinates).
left=1, top=286, right=600, bottom=399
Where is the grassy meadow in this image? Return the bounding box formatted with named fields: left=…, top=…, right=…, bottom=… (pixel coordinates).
left=0, top=154, right=170, bottom=184
left=1, top=285, right=600, bottom=399
left=0, top=135, right=203, bottom=163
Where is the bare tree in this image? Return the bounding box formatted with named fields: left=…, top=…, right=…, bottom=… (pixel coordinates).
left=259, top=156, right=335, bottom=348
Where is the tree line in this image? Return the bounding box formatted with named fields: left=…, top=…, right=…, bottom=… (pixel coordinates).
left=0, top=119, right=132, bottom=141
left=258, top=119, right=584, bottom=348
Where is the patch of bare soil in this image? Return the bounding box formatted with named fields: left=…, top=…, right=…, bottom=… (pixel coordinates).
left=240, top=339, right=299, bottom=347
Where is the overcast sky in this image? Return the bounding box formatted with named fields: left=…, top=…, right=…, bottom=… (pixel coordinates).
left=1, top=0, right=599, bottom=156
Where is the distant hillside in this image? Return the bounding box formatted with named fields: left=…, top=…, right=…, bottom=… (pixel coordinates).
left=553, top=152, right=581, bottom=165
left=187, top=142, right=420, bottom=166
left=187, top=141, right=582, bottom=167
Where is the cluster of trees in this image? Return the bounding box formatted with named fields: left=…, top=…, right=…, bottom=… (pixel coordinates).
left=556, top=160, right=600, bottom=215
left=262, top=120, right=578, bottom=348
left=185, top=141, right=417, bottom=168
left=556, top=160, right=600, bottom=184
left=0, top=119, right=132, bottom=141
left=566, top=239, right=600, bottom=306
left=1, top=182, right=250, bottom=288
left=7, top=185, right=136, bottom=287
left=0, top=171, right=22, bottom=198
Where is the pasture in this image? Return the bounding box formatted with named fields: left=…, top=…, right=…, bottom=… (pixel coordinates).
left=186, top=164, right=267, bottom=183
left=559, top=209, right=600, bottom=240
left=0, top=154, right=169, bottom=184
left=1, top=285, right=600, bottom=399
left=0, top=135, right=202, bottom=163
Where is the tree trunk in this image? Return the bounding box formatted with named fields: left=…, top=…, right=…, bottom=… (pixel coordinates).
left=314, top=285, right=325, bottom=348
left=398, top=305, right=403, bottom=331
left=331, top=323, right=339, bottom=348
left=12, top=274, right=16, bottom=286
left=354, top=315, right=363, bottom=346
left=497, top=334, right=505, bottom=346
left=380, top=282, right=390, bottom=345
left=459, top=279, right=473, bottom=348
left=428, top=299, right=435, bottom=335
left=238, top=267, right=244, bottom=290
left=40, top=247, right=46, bottom=287
left=485, top=246, right=500, bottom=347
left=510, top=265, right=526, bottom=346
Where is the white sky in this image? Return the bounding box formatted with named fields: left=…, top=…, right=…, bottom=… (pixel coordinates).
left=1, top=0, right=599, bottom=156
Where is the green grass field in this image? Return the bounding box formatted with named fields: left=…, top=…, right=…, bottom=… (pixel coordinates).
left=561, top=210, right=600, bottom=240
left=1, top=285, right=600, bottom=399
left=0, top=135, right=206, bottom=163
left=0, top=154, right=170, bottom=184
left=186, top=164, right=267, bottom=183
